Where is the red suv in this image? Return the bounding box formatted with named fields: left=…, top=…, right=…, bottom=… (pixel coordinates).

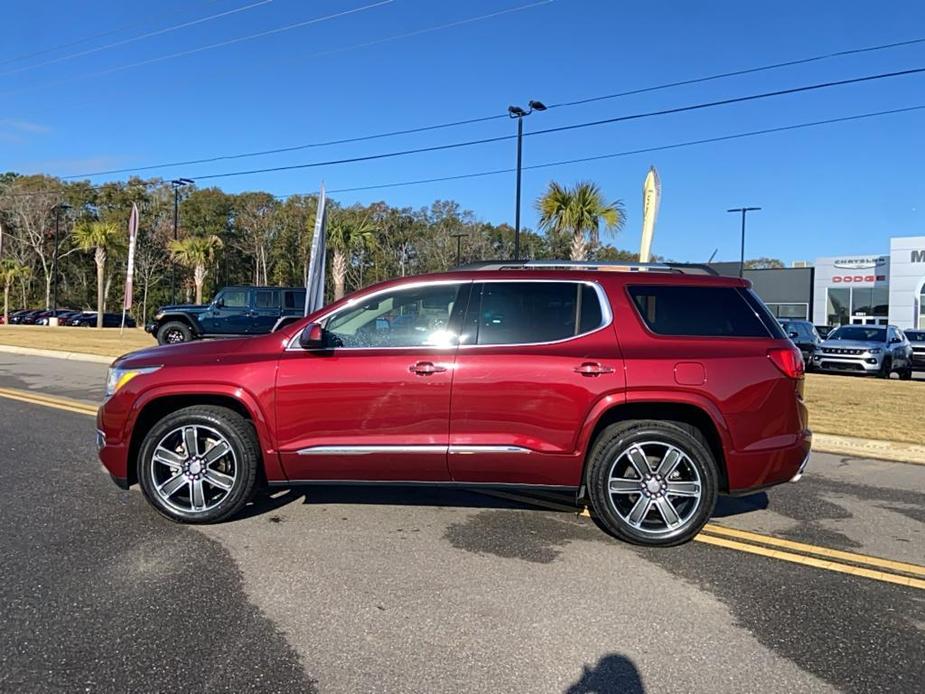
left=97, top=262, right=810, bottom=546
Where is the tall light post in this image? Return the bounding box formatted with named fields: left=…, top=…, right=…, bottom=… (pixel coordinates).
left=170, top=178, right=194, bottom=302
left=508, top=99, right=546, bottom=260
left=727, top=206, right=761, bottom=277
left=450, top=232, right=467, bottom=266
left=52, top=203, right=71, bottom=317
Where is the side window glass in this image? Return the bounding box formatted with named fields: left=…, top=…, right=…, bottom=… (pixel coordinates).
left=284, top=290, right=305, bottom=310
left=256, top=290, right=279, bottom=309
left=222, top=290, right=249, bottom=308
left=325, top=284, right=462, bottom=348
left=472, top=282, right=602, bottom=345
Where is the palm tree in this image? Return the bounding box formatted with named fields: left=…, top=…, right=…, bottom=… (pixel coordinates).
left=168, top=235, right=223, bottom=304
left=72, top=221, right=123, bottom=328
left=536, top=181, right=626, bottom=261
left=328, top=211, right=376, bottom=300
left=1, top=259, right=31, bottom=324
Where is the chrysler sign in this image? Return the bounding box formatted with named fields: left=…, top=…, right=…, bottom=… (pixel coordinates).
left=833, top=256, right=888, bottom=270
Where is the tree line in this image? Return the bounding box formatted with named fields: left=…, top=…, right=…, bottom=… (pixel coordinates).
left=0, top=172, right=637, bottom=325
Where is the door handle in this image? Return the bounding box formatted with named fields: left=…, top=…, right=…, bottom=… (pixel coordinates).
left=410, top=361, right=447, bottom=375
left=574, top=362, right=614, bottom=376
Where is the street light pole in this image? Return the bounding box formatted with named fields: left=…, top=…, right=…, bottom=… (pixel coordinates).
left=727, top=207, right=761, bottom=277
left=508, top=100, right=546, bottom=260
left=170, top=178, right=194, bottom=303
left=450, top=233, right=467, bottom=266
left=52, top=203, right=71, bottom=316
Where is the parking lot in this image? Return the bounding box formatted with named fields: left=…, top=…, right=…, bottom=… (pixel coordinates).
left=0, top=352, right=922, bottom=693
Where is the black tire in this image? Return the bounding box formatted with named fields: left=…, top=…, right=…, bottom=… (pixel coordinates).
left=586, top=420, right=718, bottom=547
left=877, top=358, right=892, bottom=379
left=157, top=320, right=192, bottom=345
left=899, top=365, right=913, bottom=381
left=137, top=405, right=260, bottom=524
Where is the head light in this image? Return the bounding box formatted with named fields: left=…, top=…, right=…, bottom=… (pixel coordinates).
left=105, top=366, right=161, bottom=398
left=867, top=348, right=882, bottom=355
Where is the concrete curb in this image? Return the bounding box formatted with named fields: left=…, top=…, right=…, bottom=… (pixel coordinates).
left=0, top=344, right=113, bottom=365
left=814, top=433, right=925, bottom=466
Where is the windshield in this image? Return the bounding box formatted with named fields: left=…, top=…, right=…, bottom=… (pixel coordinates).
left=828, top=326, right=886, bottom=342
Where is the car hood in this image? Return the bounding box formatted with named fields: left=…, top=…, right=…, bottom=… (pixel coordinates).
left=114, top=335, right=261, bottom=369
left=157, top=303, right=209, bottom=314
left=820, top=339, right=886, bottom=350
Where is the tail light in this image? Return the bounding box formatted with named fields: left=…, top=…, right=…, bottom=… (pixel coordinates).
left=768, top=346, right=804, bottom=379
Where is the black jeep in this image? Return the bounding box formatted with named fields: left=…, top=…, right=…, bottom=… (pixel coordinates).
left=147, top=286, right=307, bottom=344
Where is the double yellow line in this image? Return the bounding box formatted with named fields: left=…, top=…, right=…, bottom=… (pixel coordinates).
left=2, top=385, right=923, bottom=590
left=478, top=489, right=925, bottom=591
left=0, top=386, right=97, bottom=417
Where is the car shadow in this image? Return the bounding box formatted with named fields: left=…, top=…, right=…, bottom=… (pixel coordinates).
left=711, top=492, right=769, bottom=518
left=565, top=653, right=645, bottom=694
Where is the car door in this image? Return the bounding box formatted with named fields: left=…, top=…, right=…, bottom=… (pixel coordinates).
left=198, top=288, right=252, bottom=335
left=274, top=280, right=470, bottom=482
left=448, top=280, right=624, bottom=486
left=250, top=289, right=282, bottom=334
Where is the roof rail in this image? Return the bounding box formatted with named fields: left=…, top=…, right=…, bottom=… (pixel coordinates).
left=455, top=260, right=718, bottom=276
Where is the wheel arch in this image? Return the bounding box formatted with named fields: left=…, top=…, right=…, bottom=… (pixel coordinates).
left=156, top=313, right=202, bottom=337
left=579, top=397, right=731, bottom=493
left=125, top=389, right=281, bottom=487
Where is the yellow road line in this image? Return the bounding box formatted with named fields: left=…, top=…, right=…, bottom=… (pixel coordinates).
left=700, top=523, right=925, bottom=577
left=0, top=386, right=97, bottom=416
left=693, top=533, right=925, bottom=590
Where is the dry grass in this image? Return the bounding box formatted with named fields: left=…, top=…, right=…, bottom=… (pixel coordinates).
left=1, top=326, right=922, bottom=444
left=804, top=373, right=925, bottom=446
left=0, top=324, right=155, bottom=358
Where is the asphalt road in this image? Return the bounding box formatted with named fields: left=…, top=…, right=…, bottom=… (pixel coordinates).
left=0, top=353, right=923, bottom=693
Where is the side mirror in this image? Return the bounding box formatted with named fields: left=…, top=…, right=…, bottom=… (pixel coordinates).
left=215, top=298, right=224, bottom=308
left=890, top=337, right=901, bottom=344
left=299, top=322, right=326, bottom=349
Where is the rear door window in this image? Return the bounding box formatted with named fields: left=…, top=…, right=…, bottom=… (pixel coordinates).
left=628, top=285, right=771, bottom=338
left=466, top=282, right=605, bottom=345
left=255, top=290, right=280, bottom=309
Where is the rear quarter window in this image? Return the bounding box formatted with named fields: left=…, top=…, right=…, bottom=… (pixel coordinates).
left=628, top=285, right=772, bottom=338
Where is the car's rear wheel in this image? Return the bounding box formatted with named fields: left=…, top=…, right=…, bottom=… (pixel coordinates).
left=586, top=420, right=718, bottom=546
left=157, top=320, right=192, bottom=345
left=138, top=406, right=259, bottom=523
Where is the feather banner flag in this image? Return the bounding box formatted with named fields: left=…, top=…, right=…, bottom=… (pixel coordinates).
left=304, top=184, right=327, bottom=316
left=639, top=166, right=661, bottom=263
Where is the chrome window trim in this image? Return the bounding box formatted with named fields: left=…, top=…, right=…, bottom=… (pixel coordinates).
left=285, top=279, right=469, bottom=352
left=296, top=444, right=534, bottom=456
left=285, top=278, right=612, bottom=352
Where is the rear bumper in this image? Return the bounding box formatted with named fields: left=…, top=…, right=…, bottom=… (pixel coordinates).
left=725, top=430, right=812, bottom=494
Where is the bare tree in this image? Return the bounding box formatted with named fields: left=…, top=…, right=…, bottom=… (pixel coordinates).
left=135, top=233, right=168, bottom=324
left=234, top=192, right=278, bottom=285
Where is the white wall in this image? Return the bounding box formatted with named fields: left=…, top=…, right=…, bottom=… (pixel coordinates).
left=888, top=236, right=925, bottom=329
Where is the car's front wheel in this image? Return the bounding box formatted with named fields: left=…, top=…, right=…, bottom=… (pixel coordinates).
left=137, top=405, right=259, bottom=523
left=586, top=420, right=718, bottom=546
left=156, top=320, right=192, bottom=345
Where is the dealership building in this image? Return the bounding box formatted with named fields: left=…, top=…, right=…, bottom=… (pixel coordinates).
left=710, top=235, right=925, bottom=329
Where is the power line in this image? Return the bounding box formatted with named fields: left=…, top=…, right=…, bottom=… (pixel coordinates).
left=310, top=105, right=925, bottom=195
left=0, top=0, right=273, bottom=77
left=0, top=0, right=223, bottom=67
left=59, top=32, right=925, bottom=180
left=180, top=66, right=925, bottom=181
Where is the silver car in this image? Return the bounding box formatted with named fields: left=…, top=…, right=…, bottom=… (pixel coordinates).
left=812, top=325, right=913, bottom=379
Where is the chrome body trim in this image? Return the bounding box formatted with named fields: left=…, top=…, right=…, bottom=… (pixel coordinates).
left=297, top=445, right=447, bottom=456
left=448, top=445, right=531, bottom=455
left=789, top=452, right=811, bottom=483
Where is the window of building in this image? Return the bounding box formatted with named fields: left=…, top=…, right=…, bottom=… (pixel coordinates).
left=919, top=286, right=925, bottom=330
left=325, top=283, right=463, bottom=348
left=628, top=286, right=770, bottom=337
left=827, top=288, right=850, bottom=325
left=850, top=287, right=889, bottom=317
left=467, top=282, right=604, bottom=345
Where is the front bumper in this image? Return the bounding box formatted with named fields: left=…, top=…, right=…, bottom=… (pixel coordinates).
left=97, top=403, right=132, bottom=490
left=812, top=352, right=884, bottom=374
left=144, top=322, right=156, bottom=334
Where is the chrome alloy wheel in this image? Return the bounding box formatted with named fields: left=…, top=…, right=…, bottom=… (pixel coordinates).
left=164, top=328, right=185, bottom=344
left=150, top=425, right=237, bottom=514
left=606, top=441, right=703, bottom=537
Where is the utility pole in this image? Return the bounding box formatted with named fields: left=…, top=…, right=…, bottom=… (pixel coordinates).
left=727, top=207, right=761, bottom=277
left=450, top=233, right=467, bottom=267
left=508, top=100, right=546, bottom=260
left=170, top=178, right=194, bottom=302
left=52, top=203, right=71, bottom=317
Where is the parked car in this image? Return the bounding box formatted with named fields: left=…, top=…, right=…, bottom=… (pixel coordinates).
left=812, top=324, right=913, bottom=379
left=98, top=262, right=810, bottom=547
left=11, top=309, right=45, bottom=324
left=779, top=319, right=823, bottom=368
left=34, top=309, right=80, bottom=325
left=905, top=330, right=925, bottom=371
left=146, top=286, right=307, bottom=345
left=70, top=312, right=136, bottom=328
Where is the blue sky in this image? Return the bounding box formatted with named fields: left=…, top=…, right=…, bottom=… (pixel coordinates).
left=3, top=0, right=925, bottom=264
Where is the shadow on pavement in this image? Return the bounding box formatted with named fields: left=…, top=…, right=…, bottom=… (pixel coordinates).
left=565, top=654, right=645, bottom=693
left=712, top=492, right=768, bottom=518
